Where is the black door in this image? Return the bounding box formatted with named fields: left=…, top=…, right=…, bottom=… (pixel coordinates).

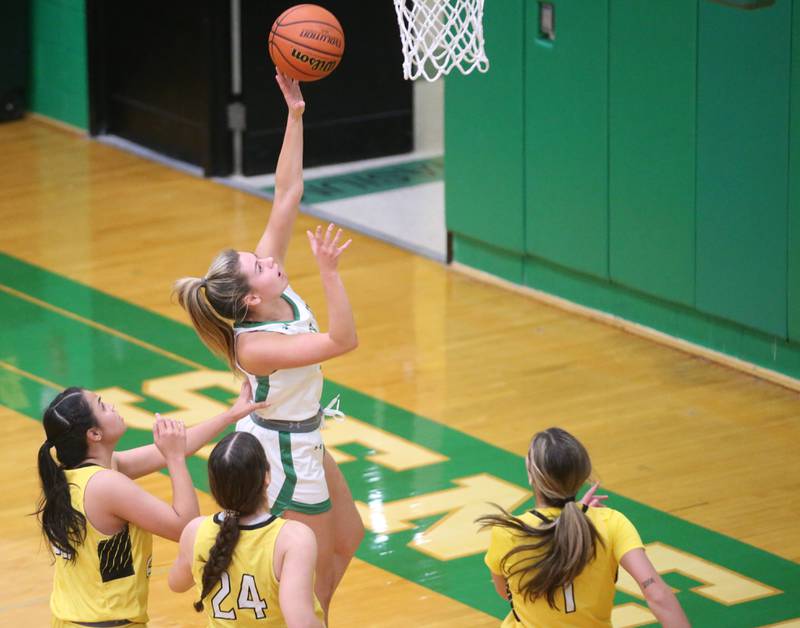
left=87, top=1, right=412, bottom=177
left=239, top=0, right=413, bottom=174
left=0, top=0, right=29, bottom=122
left=87, top=0, right=232, bottom=175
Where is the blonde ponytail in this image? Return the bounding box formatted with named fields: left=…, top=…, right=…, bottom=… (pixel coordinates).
left=174, top=249, right=250, bottom=371
left=477, top=428, right=603, bottom=609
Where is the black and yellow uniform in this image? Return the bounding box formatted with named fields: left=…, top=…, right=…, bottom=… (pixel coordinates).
left=192, top=513, right=324, bottom=627
left=485, top=507, right=643, bottom=627
left=50, top=465, right=152, bottom=627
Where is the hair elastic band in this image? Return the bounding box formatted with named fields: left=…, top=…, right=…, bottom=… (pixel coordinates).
left=549, top=495, right=577, bottom=508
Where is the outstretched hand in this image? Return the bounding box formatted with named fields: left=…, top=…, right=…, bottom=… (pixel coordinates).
left=579, top=482, right=609, bottom=509
left=275, top=70, right=305, bottom=117
left=228, top=380, right=269, bottom=423
left=307, top=223, right=352, bottom=273
left=153, top=416, right=187, bottom=463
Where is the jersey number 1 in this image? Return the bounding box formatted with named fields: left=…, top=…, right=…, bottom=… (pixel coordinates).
left=212, top=572, right=268, bottom=620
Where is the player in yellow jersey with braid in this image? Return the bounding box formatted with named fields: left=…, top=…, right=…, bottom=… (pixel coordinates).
left=478, top=428, right=690, bottom=628
left=169, top=431, right=323, bottom=627
left=35, top=382, right=265, bottom=627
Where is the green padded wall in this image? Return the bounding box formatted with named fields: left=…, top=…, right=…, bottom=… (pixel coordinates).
left=525, top=0, right=609, bottom=279
left=29, top=0, right=88, bottom=129
left=695, top=0, right=791, bottom=337
left=442, top=0, right=800, bottom=378
left=445, top=0, right=526, bottom=281
left=790, top=0, right=800, bottom=342
left=608, top=0, right=696, bottom=306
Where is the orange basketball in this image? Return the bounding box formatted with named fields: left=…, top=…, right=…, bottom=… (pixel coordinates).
left=269, top=4, right=345, bottom=82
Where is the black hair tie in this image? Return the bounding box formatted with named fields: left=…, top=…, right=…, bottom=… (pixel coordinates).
left=550, top=495, right=577, bottom=508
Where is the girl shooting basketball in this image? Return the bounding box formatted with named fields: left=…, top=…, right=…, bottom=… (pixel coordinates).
left=173, top=72, right=364, bottom=616
left=478, top=428, right=690, bottom=627
left=169, top=432, right=323, bottom=627
left=36, top=382, right=265, bottom=627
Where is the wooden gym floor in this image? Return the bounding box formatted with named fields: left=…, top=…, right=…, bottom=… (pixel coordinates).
left=0, top=118, right=797, bottom=627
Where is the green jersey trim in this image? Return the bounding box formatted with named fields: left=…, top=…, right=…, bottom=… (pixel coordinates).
left=235, top=293, right=300, bottom=329
left=255, top=375, right=270, bottom=403
left=286, top=498, right=332, bottom=515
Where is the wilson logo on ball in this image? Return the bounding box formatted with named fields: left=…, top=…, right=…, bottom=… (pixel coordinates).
left=290, top=48, right=338, bottom=73
left=299, top=29, right=342, bottom=49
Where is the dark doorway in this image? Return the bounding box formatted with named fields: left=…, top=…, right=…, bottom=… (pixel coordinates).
left=0, top=0, right=29, bottom=122
left=87, top=1, right=412, bottom=177
left=239, top=0, right=413, bottom=174
left=87, top=0, right=232, bottom=175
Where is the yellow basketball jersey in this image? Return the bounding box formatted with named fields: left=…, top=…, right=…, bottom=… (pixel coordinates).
left=50, top=465, right=152, bottom=624
left=192, top=513, right=324, bottom=627
left=485, top=506, right=644, bottom=627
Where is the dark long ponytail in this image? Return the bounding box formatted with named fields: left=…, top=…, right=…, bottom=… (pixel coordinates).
left=35, top=387, right=96, bottom=561
left=194, top=432, right=269, bottom=612
left=476, top=428, right=603, bottom=609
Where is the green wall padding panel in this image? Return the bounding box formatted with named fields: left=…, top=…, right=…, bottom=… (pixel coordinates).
left=789, top=0, right=800, bottom=342
left=453, top=235, right=524, bottom=285
left=522, top=254, right=800, bottom=379
left=445, top=0, right=525, bottom=255
left=524, top=0, right=609, bottom=279
left=695, top=0, right=791, bottom=337
left=608, top=0, right=696, bottom=306
left=30, top=0, right=88, bottom=129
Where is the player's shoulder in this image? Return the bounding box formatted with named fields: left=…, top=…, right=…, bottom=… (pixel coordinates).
left=274, top=518, right=317, bottom=562
left=181, top=515, right=207, bottom=544
left=588, top=506, right=639, bottom=535
left=587, top=505, right=627, bottom=522
left=84, top=466, right=133, bottom=491
left=279, top=518, right=315, bottom=543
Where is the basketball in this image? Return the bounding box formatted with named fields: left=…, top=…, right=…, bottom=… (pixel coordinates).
left=269, top=4, right=345, bottom=82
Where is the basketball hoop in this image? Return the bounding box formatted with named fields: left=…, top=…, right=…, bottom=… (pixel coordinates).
left=392, top=0, right=490, bottom=82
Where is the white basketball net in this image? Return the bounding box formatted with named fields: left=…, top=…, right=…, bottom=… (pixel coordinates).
left=393, top=0, right=490, bottom=82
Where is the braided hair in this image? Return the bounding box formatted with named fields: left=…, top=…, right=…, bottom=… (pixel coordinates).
left=194, top=432, right=270, bottom=612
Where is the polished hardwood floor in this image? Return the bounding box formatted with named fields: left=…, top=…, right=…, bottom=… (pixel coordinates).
left=0, top=118, right=798, bottom=626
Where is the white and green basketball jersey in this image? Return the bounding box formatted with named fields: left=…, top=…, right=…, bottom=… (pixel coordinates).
left=234, top=285, right=322, bottom=422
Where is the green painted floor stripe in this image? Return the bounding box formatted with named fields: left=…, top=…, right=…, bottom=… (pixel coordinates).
left=261, top=156, right=444, bottom=204
left=1, top=251, right=798, bottom=626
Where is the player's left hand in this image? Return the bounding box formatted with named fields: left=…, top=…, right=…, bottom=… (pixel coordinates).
left=307, top=223, right=352, bottom=273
